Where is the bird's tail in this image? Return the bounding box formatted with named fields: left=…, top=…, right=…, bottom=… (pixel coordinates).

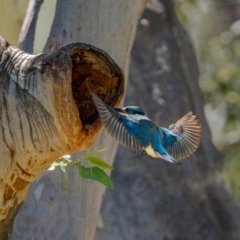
left=163, top=154, right=183, bottom=166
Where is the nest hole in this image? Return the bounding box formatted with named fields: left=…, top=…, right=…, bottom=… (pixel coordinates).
left=70, top=49, right=123, bottom=126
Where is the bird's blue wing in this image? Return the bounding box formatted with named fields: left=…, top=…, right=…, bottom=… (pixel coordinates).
left=91, top=91, right=144, bottom=151
left=158, top=112, right=201, bottom=160
left=158, top=127, right=178, bottom=148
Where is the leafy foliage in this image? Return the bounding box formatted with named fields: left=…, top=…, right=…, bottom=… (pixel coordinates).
left=48, top=149, right=114, bottom=189
left=173, top=0, right=240, bottom=199
left=74, top=163, right=114, bottom=189
left=85, top=155, right=114, bottom=170
left=200, top=35, right=240, bottom=131
left=173, top=0, right=240, bottom=145
left=223, top=144, right=240, bottom=201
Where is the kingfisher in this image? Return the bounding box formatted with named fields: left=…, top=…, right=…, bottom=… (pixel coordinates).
left=90, top=91, right=201, bottom=165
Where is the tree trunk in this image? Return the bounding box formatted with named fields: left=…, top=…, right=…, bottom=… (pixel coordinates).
left=11, top=1, right=147, bottom=240
left=95, top=1, right=240, bottom=240
left=0, top=36, right=125, bottom=239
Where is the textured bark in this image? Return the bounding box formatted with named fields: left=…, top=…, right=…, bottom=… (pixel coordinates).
left=11, top=1, right=147, bottom=240
left=95, top=1, right=240, bottom=240
left=0, top=35, right=124, bottom=239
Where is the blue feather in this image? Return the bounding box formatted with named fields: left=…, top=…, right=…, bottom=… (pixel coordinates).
left=90, top=90, right=201, bottom=164
left=158, top=127, right=178, bottom=148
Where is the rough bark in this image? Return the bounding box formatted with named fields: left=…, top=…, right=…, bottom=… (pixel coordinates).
left=95, top=1, right=240, bottom=240
left=11, top=1, right=147, bottom=240
left=0, top=35, right=124, bottom=239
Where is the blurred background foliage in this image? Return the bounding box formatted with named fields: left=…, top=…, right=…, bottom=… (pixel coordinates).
left=1, top=0, right=240, bottom=201
left=173, top=0, right=240, bottom=200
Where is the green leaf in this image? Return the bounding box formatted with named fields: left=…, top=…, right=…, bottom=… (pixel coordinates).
left=60, top=164, right=69, bottom=191
left=62, top=159, right=71, bottom=164
left=74, top=163, right=114, bottom=189
left=85, top=155, right=114, bottom=170
left=51, top=162, right=61, bottom=167
left=94, top=148, right=108, bottom=153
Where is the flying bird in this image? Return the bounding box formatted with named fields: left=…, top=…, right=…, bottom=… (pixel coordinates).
left=91, top=91, right=201, bottom=165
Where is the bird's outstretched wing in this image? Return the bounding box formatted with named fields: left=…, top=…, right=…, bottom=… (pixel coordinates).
left=90, top=91, right=144, bottom=151
left=160, top=112, right=201, bottom=160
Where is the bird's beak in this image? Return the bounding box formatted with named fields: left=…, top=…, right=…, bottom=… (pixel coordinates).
left=115, top=108, right=126, bottom=113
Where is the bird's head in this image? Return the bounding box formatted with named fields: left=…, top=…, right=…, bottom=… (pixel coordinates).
left=115, top=106, right=146, bottom=116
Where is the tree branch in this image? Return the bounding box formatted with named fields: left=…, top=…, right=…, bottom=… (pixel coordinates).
left=18, top=0, right=44, bottom=53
